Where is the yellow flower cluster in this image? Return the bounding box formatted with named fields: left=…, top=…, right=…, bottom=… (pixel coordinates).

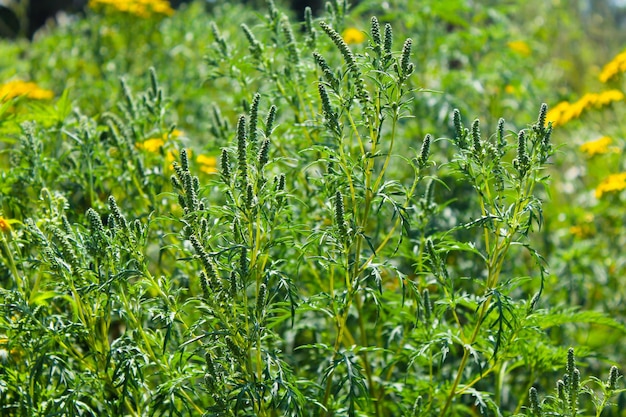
left=579, top=136, right=619, bottom=157
left=507, top=40, right=531, bottom=56
left=136, top=129, right=182, bottom=152
left=342, top=27, right=365, bottom=45
left=599, top=49, right=626, bottom=83
left=0, top=80, right=54, bottom=101
left=89, top=0, right=174, bottom=18
left=197, top=155, right=218, bottom=175
left=136, top=137, right=164, bottom=152
left=595, top=172, right=626, bottom=198
left=545, top=90, right=625, bottom=127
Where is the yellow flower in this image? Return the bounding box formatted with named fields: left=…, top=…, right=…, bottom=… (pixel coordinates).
left=507, top=40, right=531, bottom=56
left=136, top=138, right=165, bottom=152
left=342, top=27, right=365, bottom=45
left=599, top=50, right=626, bottom=83
left=595, top=89, right=624, bottom=106
left=197, top=155, right=218, bottom=174
left=0, top=216, right=11, bottom=233
left=560, top=100, right=584, bottom=123
left=595, top=172, right=626, bottom=198
left=546, top=90, right=624, bottom=127
left=579, top=136, right=612, bottom=157
left=168, top=129, right=183, bottom=139
left=545, top=101, right=572, bottom=127
left=136, top=130, right=182, bottom=153
left=0, top=80, right=54, bottom=101
left=89, top=0, right=174, bottom=18
left=504, top=85, right=516, bottom=94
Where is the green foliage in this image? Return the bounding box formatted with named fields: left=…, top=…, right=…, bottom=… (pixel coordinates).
left=1, top=1, right=626, bottom=416
left=520, top=348, right=626, bottom=417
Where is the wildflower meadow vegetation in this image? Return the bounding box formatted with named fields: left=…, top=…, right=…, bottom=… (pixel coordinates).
left=1, top=0, right=626, bottom=415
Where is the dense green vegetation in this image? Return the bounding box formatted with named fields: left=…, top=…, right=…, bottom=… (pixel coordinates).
left=1, top=0, right=626, bottom=415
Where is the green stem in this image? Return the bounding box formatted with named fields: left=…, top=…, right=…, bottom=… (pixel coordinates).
left=0, top=233, right=22, bottom=293
left=440, top=164, right=538, bottom=415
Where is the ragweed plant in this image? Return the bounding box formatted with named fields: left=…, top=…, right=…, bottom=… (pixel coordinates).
left=523, top=348, right=625, bottom=417
left=2, top=1, right=626, bottom=416
left=415, top=105, right=554, bottom=415
left=201, top=3, right=564, bottom=414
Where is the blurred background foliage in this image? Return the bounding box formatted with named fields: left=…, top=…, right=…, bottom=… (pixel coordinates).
left=2, top=0, right=626, bottom=132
